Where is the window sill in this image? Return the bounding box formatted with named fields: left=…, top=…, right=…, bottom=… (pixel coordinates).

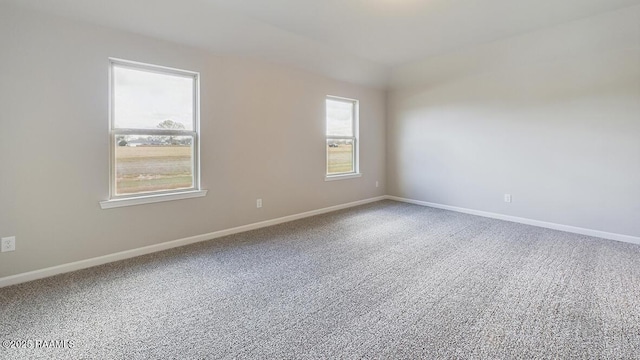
left=100, top=190, right=208, bottom=209
left=325, top=173, right=362, bottom=182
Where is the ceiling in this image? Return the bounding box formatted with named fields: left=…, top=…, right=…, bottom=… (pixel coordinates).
left=4, top=0, right=640, bottom=87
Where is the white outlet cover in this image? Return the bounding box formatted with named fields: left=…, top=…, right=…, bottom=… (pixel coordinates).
left=1, top=236, right=16, bottom=252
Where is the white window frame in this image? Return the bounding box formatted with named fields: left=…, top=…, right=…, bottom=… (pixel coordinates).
left=325, top=95, right=361, bottom=181
left=100, top=58, right=206, bottom=209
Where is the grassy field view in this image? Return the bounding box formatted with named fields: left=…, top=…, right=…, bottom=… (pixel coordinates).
left=327, top=143, right=354, bottom=174
left=115, top=146, right=193, bottom=194
left=115, top=143, right=353, bottom=194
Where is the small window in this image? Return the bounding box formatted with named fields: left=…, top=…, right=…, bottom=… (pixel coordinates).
left=326, top=96, right=359, bottom=179
left=107, top=59, right=201, bottom=202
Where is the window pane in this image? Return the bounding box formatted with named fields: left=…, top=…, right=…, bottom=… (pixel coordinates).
left=115, top=135, right=193, bottom=195
left=326, top=99, right=353, bottom=137
left=327, top=139, right=354, bottom=175
left=113, top=66, right=194, bottom=130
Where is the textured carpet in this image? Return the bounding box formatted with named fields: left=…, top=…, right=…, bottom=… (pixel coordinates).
left=1, top=200, right=639, bottom=359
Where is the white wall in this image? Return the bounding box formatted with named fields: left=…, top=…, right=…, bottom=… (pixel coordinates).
left=0, top=6, right=386, bottom=277
left=387, top=6, right=640, bottom=237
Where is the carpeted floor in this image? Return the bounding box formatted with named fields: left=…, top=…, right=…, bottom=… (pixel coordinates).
left=1, top=200, right=639, bottom=359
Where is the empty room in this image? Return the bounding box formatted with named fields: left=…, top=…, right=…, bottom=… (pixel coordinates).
left=1, top=0, right=639, bottom=358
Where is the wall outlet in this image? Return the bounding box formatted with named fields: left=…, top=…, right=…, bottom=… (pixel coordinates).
left=1, top=236, right=16, bottom=252
left=256, top=198, right=262, bottom=208
left=376, top=181, right=379, bottom=188
left=504, top=194, right=512, bottom=203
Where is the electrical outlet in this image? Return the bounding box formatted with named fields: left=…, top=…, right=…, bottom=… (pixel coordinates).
left=376, top=181, right=379, bottom=188
left=256, top=199, right=262, bottom=208
left=504, top=194, right=512, bottom=203
left=1, top=236, right=16, bottom=252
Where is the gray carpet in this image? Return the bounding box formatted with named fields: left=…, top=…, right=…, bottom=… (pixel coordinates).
left=1, top=200, right=639, bottom=359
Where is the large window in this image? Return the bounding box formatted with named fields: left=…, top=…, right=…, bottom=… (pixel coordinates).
left=326, top=96, right=359, bottom=179
left=102, top=59, right=204, bottom=208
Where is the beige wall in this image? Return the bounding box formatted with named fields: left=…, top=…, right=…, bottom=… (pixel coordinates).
left=387, top=6, right=640, bottom=237
left=0, top=6, right=386, bottom=277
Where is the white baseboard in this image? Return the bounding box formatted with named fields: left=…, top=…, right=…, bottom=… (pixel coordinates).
left=385, top=196, right=640, bottom=245
left=0, top=196, right=386, bottom=288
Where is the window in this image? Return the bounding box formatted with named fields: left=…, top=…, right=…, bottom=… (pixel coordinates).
left=101, top=59, right=205, bottom=209
left=326, top=96, right=359, bottom=180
